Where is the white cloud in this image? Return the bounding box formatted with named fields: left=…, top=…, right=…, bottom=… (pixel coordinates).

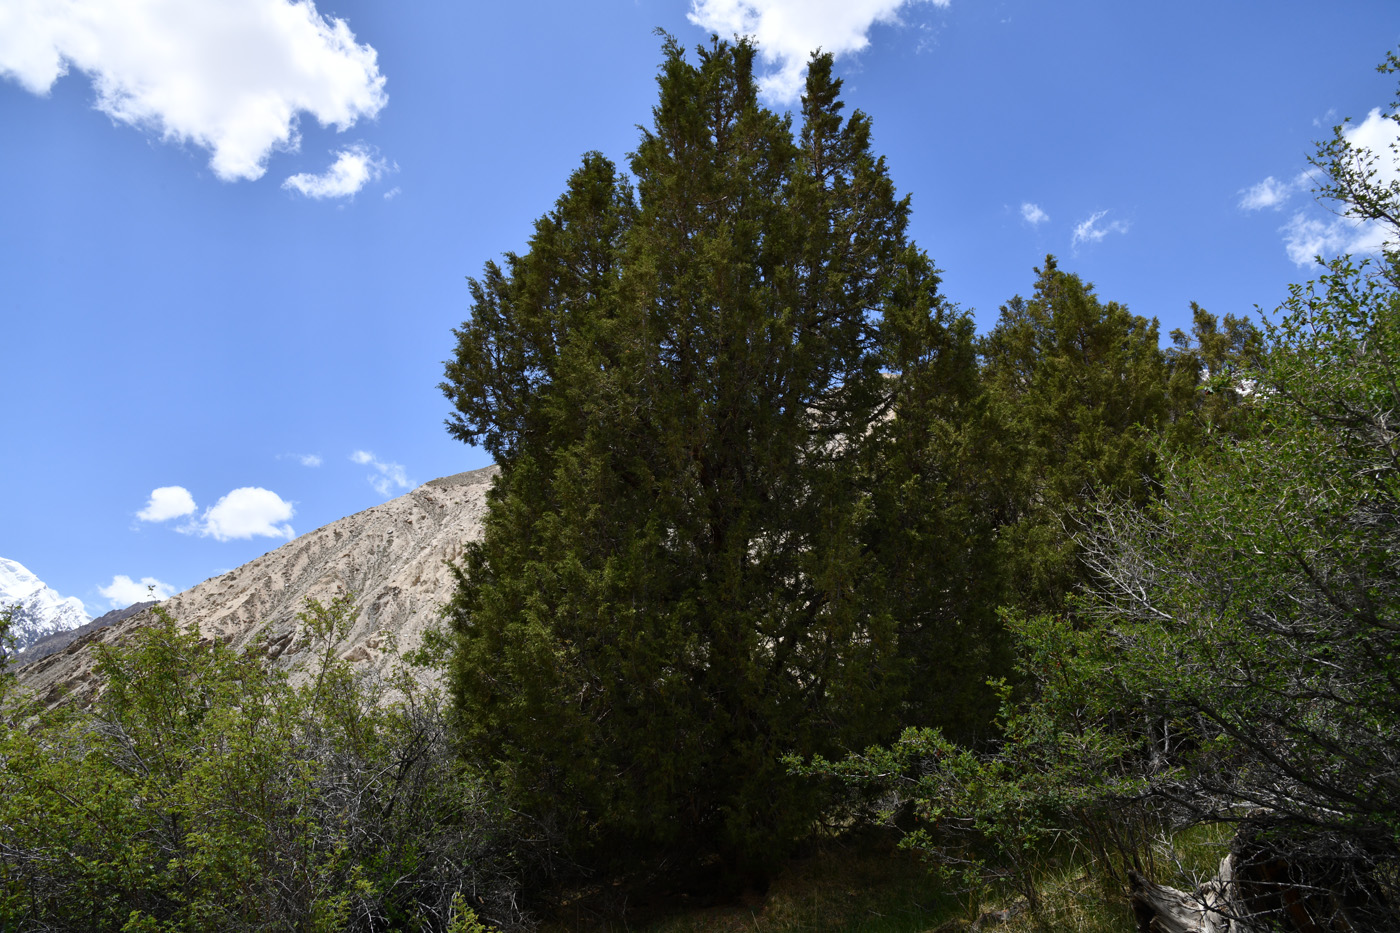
left=1238, top=170, right=1312, bottom=211
left=1281, top=212, right=1390, bottom=267
left=1280, top=213, right=1340, bottom=266
left=193, top=487, right=296, bottom=541
left=1341, top=108, right=1400, bottom=189
left=0, top=0, right=387, bottom=182
left=383, top=185, right=401, bottom=200
left=1313, top=108, right=1338, bottom=130
left=1263, top=109, right=1400, bottom=264
left=136, top=485, right=197, bottom=522
left=283, top=143, right=388, bottom=198
left=1071, top=209, right=1129, bottom=249
left=99, top=574, right=176, bottom=608
left=687, top=0, right=948, bottom=103
left=277, top=452, right=322, bottom=466
left=1239, top=176, right=1292, bottom=211
left=1021, top=202, right=1048, bottom=225
left=351, top=450, right=413, bottom=497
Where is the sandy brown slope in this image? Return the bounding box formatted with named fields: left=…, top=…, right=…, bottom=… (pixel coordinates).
left=16, top=466, right=497, bottom=707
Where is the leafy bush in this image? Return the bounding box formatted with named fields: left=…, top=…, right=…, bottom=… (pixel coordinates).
left=797, top=611, right=1166, bottom=915
left=0, top=598, right=524, bottom=932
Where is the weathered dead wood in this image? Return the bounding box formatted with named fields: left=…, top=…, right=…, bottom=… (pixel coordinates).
left=1131, top=854, right=1252, bottom=933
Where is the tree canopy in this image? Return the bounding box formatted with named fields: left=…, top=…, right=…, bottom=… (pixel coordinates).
left=441, top=38, right=979, bottom=876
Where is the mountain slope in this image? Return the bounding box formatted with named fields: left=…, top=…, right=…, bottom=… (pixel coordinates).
left=0, top=558, right=89, bottom=651
left=15, top=601, right=156, bottom=665
left=16, top=466, right=496, bottom=707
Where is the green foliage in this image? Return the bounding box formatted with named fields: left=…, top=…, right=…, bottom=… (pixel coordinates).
left=813, top=256, right=1400, bottom=917
left=798, top=612, right=1161, bottom=911
left=1059, top=52, right=1400, bottom=919
left=447, top=893, right=497, bottom=933
left=860, top=276, right=1005, bottom=740
left=979, top=258, right=1173, bottom=612
left=1080, top=251, right=1400, bottom=877
left=0, top=605, right=14, bottom=702
left=441, top=38, right=979, bottom=877
left=0, top=599, right=524, bottom=932
left=1163, top=302, right=1264, bottom=449
left=813, top=47, right=1400, bottom=926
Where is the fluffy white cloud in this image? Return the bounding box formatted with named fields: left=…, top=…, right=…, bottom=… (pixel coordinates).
left=1341, top=108, right=1400, bottom=189
left=1071, top=209, right=1129, bottom=249
left=136, top=485, right=197, bottom=522
left=687, top=0, right=947, bottom=103
left=283, top=143, right=388, bottom=198
left=299, top=453, right=323, bottom=467
left=99, top=574, right=176, bottom=608
left=195, top=487, right=296, bottom=541
left=1021, top=202, right=1048, bottom=225
left=0, top=0, right=387, bottom=182
left=351, top=450, right=412, bottom=497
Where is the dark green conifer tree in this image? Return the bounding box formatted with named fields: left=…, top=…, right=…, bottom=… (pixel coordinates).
left=1163, top=302, right=1264, bottom=449
left=441, top=39, right=968, bottom=875
left=980, top=258, right=1170, bottom=611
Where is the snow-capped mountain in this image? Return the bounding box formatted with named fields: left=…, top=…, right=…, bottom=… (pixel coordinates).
left=0, top=558, right=90, bottom=651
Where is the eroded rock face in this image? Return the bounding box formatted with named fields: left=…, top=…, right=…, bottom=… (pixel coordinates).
left=15, top=467, right=497, bottom=708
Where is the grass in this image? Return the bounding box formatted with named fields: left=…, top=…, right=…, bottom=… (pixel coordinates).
left=534, top=831, right=1140, bottom=933
left=538, top=835, right=960, bottom=933
left=1153, top=821, right=1233, bottom=891
left=988, top=863, right=1137, bottom=933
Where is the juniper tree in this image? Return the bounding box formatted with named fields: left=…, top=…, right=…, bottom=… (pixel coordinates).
left=441, top=39, right=975, bottom=875
left=979, top=259, right=1171, bottom=612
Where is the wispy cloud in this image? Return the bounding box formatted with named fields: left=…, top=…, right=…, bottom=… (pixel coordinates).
left=0, top=0, right=387, bottom=182
left=98, top=574, right=175, bottom=609
left=1239, top=176, right=1295, bottom=211
left=1281, top=212, right=1390, bottom=267
left=687, top=0, right=949, bottom=104
left=277, top=452, right=323, bottom=467
left=351, top=450, right=413, bottom=497
left=283, top=144, right=391, bottom=199
left=1251, top=109, right=1400, bottom=263
left=136, top=486, right=197, bottom=523
left=1021, top=202, right=1048, bottom=225
left=1071, top=210, right=1129, bottom=249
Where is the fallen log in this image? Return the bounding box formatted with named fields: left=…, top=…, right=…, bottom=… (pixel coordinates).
left=1130, top=853, right=1252, bottom=933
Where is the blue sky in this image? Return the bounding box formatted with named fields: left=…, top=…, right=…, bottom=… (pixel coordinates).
left=3, top=0, right=1399, bottom=614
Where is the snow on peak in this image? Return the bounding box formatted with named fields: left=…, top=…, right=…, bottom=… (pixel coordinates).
left=0, top=557, right=45, bottom=600
left=0, top=557, right=90, bottom=652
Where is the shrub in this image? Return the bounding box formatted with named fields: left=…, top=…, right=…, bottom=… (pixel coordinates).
left=0, top=598, right=527, bottom=932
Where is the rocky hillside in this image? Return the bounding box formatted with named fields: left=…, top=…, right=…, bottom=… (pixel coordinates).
left=14, top=600, right=156, bottom=665
left=16, top=466, right=497, bottom=708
